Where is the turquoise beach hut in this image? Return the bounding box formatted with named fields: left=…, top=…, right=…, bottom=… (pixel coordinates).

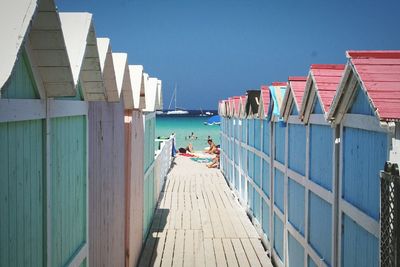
left=0, top=1, right=89, bottom=266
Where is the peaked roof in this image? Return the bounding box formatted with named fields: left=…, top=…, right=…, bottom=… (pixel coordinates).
left=269, top=82, right=287, bottom=119
left=239, top=95, right=247, bottom=118
left=129, top=65, right=145, bottom=109
left=0, top=0, right=75, bottom=97
left=60, top=12, right=106, bottom=101
left=155, top=79, right=163, bottom=110
left=218, top=100, right=226, bottom=117
left=144, top=76, right=158, bottom=112
left=300, top=64, right=345, bottom=123
left=245, top=90, right=261, bottom=118
left=280, top=77, right=307, bottom=120
left=112, top=53, right=134, bottom=109
left=328, top=50, right=400, bottom=123
left=97, top=38, right=119, bottom=102
left=233, top=96, right=241, bottom=118
left=258, top=85, right=270, bottom=119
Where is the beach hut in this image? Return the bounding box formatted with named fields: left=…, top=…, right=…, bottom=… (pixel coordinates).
left=327, top=51, right=400, bottom=266
left=0, top=1, right=89, bottom=266
left=142, top=74, right=159, bottom=237
left=298, top=64, right=345, bottom=267
left=125, top=65, right=146, bottom=267
left=232, top=96, right=241, bottom=192
left=256, top=85, right=273, bottom=249
left=60, top=12, right=126, bottom=266
left=155, top=79, right=163, bottom=111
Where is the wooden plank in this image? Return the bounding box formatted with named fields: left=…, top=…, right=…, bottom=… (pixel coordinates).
left=172, top=230, right=184, bottom=267
left=213, top=239, right=227, bottom=267
left=222, top=239, right=239, bottom=267
left=209, top=209, right=225, bottom=238
left=218, top=209, right=237, bottom=238
left=152, top=230, right=167, bottom=267
left=200, top=209, right=214, bottom=238
left=191, top=209, right=201, bottom=230
left=250, top=238, right=273, bottom=267
left=194, top=230, right=205, bottom=267
left=241, top=239, right=261, bottom=267
left=231, top=239, right=250, bottom=267
left=174, top=210, right=182, bottom=230
left=182, top=210, right=191, bottom=230
left=227, top=209, right=248, bottom=238
left=204, top=239, right=217, bottom=267
left=184, top=230, right=194, bottom=266
left=161, top=230, right=175, bottom=267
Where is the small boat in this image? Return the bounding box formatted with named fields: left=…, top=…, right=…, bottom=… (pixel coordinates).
left=205, top=111, right=213, bottom=116
left=166, top=84, right=189, bottom=115
left=199, top=108, right=207, bottom=117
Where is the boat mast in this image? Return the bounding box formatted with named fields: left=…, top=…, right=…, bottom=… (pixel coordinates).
left=175, top=83, right=177, bottom=111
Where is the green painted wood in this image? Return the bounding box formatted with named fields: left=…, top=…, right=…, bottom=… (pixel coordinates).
left=51, top=115, right=87, bottom=267
left=57, top=82, right=83, bottom=101
left=0, top=119, right=44, bottom=267
left=1, top=50, right=39, bottom=99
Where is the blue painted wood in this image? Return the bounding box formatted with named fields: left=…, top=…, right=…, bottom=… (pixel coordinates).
left=274, top=214, right=284, bottom=261
left=262, top=160, right=270, bottom=197
left=242, top=119, right=247, bottom=143
left=262, top=201, right=270, bottom=239
left=341, top=214, right=378, bottom=267
left=275, top=122, right=285, bottom=164
left=241, top=148, right=246, bottom=173
left=290, top=103, right=299, bottom=115
left=249, top=119, right=255, bottom=147
left=288, top=178, right=305, bottom=235
left=262, top=120, right=270, bottom=156
left=288, top=124, right=306, bottom=175
left=308, top=257, right=318, bottom=267
left=309, top=125, right=333, bottom=191
left=342, top=127, right=387, bottom=220
left=254, top=190, right=261, bottom=220
left=240, top=175, right=246, bottom=200
left=248, top=151, right=254, bottom=180
left=254, top=155, right=261, bottom=187
left=235, top=143, right=239, bottom=165
left=348, top=85, right=374, bottom=116
left=312, top=98, right=323, bottom=114
left=255, top=119, right=262, bottom=150
left=274, top=169, right=284, bottom=213
left=308, top=192, right=332, bottom=266
left=288, top=233, right=304, bottom=267
left=248, top=183, right=254, bottom=212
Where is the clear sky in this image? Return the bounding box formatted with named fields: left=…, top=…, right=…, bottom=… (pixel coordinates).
left=58, top=0, right=400, bottom=110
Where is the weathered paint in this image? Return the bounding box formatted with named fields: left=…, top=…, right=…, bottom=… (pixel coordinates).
left=309, top=124, right=333, bottom=191
left=288, top=178, right=305, bottom=235
left=348, top=86, right=374, bottom=116
left=342, top=126, right=386, bottom=220
left=51, top=115, right=87, bottom=266
left=125, top=111, right=144, bottom=267
left=274, top=169, right=284, bottom=213
left=308, top=191, right=332, bottom=266
left=288, top=124, right=306, bottom=175
left=274, top=214, right=284, bottom=261
left=288, top=233, right=304, bottom=267
left=341, top=214, right=378, bottom=267
left=0, top=119, right=44, bottom=267
left=1, top=51, right=38, bottom=99
left=88, top=100, right=125, bottom=267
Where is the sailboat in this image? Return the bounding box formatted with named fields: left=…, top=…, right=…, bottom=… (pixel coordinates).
left=166, top=84, right=189, bottom=115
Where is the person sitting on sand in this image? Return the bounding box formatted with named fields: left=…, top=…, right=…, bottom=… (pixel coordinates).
left=204, top=139, right=217, bottom=154
left=178, top=143, right=194, bottom=154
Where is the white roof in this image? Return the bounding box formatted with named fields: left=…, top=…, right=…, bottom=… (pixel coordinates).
left=97, top=38, right=119, bottom=102
left=144, top=77, right=158, bottom=112
left=59, top=12, right=106, bottom=101
left=0, top=0, right=75, bottom=97
left=0, top=0, right=37, bottom=89
left=112, top=53, right=134, bottom=109
left=129, top=65, right=145, bottom=109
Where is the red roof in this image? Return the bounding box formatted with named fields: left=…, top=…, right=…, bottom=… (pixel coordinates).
left=288, top=76, right=307, bottom=110
left=260, top=85, right=270, bottom=117
left=272, top=82, right=288, bottom=86
left=233, top=96, right=240, bottom=117
left=310, top=64, right=345, bottom=112
left=228, top=97, right=235, bottom=115
left=347, top=50, right=400, bottom=121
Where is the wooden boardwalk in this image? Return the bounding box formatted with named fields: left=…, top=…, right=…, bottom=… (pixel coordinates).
left=138, top=155, right=273, bottom=267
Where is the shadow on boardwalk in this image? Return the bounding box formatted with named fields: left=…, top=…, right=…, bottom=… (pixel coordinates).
left=138, top=155, right=273, bottom=267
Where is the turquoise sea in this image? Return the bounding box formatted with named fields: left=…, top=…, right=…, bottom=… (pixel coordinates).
left=156, top=115, right=221, bottom=151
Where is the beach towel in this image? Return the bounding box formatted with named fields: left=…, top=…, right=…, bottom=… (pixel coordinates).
left=191, top=157, right=212, bottom=163
left=179, top=153, right=196, bottom=157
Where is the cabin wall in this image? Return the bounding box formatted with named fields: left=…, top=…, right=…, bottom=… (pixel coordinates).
left=88, top=101, right=125, bottom=267
left=125, top=109, right=145, bottom=267
left=219, top=89, right=388, bottom=267
left=0, top=50, right=89, bottom=266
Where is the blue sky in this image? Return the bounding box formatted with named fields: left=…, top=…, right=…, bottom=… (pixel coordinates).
left=58, top=0, right=400, bottom=110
